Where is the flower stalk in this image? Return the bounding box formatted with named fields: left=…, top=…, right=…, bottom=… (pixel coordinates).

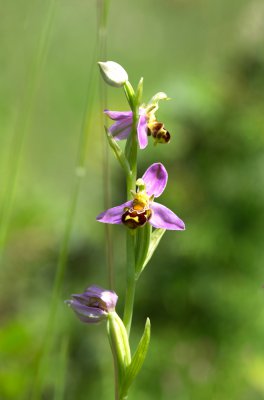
left=123, top=81, right=139, bottom=336
left=123, top=229, right=137, bottom=336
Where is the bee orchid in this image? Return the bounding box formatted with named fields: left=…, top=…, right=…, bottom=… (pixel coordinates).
left=96, top=163, right=185, bottom=230
left=104, top=92, right=171, bottom=150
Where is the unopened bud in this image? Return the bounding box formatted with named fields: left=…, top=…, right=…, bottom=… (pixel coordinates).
left=65, top=285, right=118, bottom=324
left=98, top=61, right=128, bottom=88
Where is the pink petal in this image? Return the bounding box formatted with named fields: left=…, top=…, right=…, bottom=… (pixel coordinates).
left=113, top=126, right=132, bottom=141
left=96, top=201, right=133, bottom=224
left=109, top=118, right=132, bottom=139
left=137, top=114, right=148, bottom=149
left=150, top=202, right=185, bottom=230
left=104, top=110, right=133, bottom=120
left=142, top=163, right=168, bottom=198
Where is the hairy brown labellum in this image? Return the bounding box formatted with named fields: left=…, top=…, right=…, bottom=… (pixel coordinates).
left=147, top=120, right=170, bottom=144
left=155, top=128, right=170, bottom=143
left=122, top=207, right=152, bottom=229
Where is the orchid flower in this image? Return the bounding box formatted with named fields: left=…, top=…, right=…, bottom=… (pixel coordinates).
left=96, top=163, right=185, bottom=230
left=104, top=92, right=171, bottom=150
left=65, top=285, right=118, bottom=324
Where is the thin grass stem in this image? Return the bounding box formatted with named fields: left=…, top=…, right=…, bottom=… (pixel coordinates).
left=97, top=0, right=114, bottom=290
left=0, top=0, right=58, bottom=260
left=54, top=336, right=68, bottom=400
left=97, top=1, right=120, bottom=398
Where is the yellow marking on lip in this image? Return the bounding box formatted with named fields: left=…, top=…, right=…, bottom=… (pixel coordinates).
left=125, top=215, right=139, bottom=223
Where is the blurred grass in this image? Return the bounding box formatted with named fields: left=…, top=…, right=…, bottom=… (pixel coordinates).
left=1, top=0, right=264, bottom=399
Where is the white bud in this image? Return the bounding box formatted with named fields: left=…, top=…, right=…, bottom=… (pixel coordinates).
left=98, top=61, right=128, bottom=88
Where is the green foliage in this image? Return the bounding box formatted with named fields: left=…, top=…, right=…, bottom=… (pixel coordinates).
left=121, top=318, right=151, bottom=398
left=136, top=227, right=166, bottom=279
left=105, top=127, right=130, bottom=175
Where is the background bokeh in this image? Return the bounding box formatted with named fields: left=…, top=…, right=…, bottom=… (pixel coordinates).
left=1, top=0, right=264, bottom=399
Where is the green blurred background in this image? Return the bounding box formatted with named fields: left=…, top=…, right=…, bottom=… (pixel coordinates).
left=1, top=0, right=264, bottom=399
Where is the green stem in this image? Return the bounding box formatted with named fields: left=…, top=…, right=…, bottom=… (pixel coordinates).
left=123, top=97, right=138, bottom=337
left=123, top=230, right=136, bottom=336
left=54, top=336, right=68, bottom=400
left=107, top=323, right=121, bottom=400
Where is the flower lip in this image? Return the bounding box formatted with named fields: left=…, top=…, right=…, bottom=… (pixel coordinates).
left=147, top=121, right=171, bottom=144
left=122, top=206, right=152, bottom=229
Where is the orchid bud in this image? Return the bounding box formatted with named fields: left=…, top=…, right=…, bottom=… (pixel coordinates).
left=98, top=61, right=128, bottom=88
left=65, top=285, right=118, bottom=324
